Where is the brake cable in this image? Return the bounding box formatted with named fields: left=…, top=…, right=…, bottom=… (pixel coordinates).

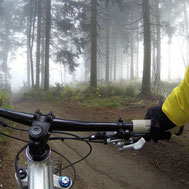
left=0, top=131, right=28, bottom=143
left=0, top=120, right=93, bottom=189
left=51, top=149, right=76, bottom=189
left=49, top=134, right=92, bottom=172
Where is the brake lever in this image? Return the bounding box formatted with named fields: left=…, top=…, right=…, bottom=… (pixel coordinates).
left=89, top=130, right=146, bottom=151
left=118, top=138, right=146, bottom=151
left=107, top=137, right=146, bottom=151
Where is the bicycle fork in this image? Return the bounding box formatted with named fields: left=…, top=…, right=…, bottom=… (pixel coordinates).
left=15, top=147, right=72, bottom=189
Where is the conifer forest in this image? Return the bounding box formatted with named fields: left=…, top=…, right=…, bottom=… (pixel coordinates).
left=0, top=0, right=188, bottom=94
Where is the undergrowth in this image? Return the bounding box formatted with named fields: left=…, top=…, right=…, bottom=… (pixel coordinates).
left=23, top=80, right=178, bottom=108
left=23, top=83, right=138, bottom=108
left=0, top=91, right=13, bottom=153
left=0, top=91, right=12, bottom=109
left=23, top=79, right=179, bottom=108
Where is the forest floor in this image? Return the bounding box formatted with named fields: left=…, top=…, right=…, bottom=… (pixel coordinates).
left=0, top=95, right=188, bottom=189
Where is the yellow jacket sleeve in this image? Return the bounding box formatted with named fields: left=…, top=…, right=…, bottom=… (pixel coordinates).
left=162, top=66, right=189, bottom=126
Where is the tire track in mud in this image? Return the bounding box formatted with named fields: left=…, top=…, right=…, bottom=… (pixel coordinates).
left=51, top=140, right=135, bottom=189
left=12, top=100, right=185, bottom=189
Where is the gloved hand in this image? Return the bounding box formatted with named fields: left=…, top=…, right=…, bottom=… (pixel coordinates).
left=144, top=106, right=176, bottom=142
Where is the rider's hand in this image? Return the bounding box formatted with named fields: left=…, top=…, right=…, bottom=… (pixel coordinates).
left=144, top=106, right=176, bottom=142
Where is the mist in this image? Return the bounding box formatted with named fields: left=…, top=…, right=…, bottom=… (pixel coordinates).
left=0, top=0, right=188, bottom=95
left=1, top=2, right=189, bottom=188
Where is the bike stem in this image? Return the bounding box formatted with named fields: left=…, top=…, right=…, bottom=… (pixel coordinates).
left=16, top=110, right=73, bottom=189
left=28, top=110, right=55, bottom=161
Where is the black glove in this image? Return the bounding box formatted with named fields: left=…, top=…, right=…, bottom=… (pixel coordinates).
left=144, top=106, right=176, bottom=142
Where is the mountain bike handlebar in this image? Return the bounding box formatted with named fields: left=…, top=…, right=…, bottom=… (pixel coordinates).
left=0, top=107, right=173, bottom=189
left=0, top=107, right=151, bottom=133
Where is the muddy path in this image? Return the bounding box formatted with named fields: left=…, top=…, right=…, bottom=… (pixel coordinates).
left=1, top=98, right=189, bottom=189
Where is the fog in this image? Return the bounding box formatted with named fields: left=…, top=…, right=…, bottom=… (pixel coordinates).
left=0, top=0, right=189, bottom=94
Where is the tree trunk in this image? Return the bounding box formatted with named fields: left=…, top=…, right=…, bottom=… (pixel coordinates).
left=36, top=0, right=42, bottom=88
left=141, top=0, right=151, bottom=94
left=155, top=0, right=161, bottom=87
left=120, top=53, right=123, bottom=80
left=29, top=0, right=36, bottom=88
left=44, top=0, right=51, bottom=90
left=136, top=28, right=139, bottom=79
left=152, top=25, right=156, bottom=83
left=130, top=32, right=134, bottom=80
left=27, top=16, right=31, bottom=87
left=109, top=49, right=113, bottom=81
left=110, top=29, right=114, bottom=81
left=40, top=0, right=46, bottom=88
left=113, top=34, right=117, bottom=81
left=90, top=0, right=97, bottom=87
left=29, top=0, right=37, bottom=87
left=2, top=15, right=10, bottom=90
left=105, top=2, right=110, bottom=84
left=41, top=23, right=45, bottom=88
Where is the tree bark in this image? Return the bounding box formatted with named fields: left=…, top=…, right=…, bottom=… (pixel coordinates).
left=44, top=0, right=51, bottom=90
left=141, top=0, right=151, bottom=94
left=2, top=15, right=10, bottom=90
left=29, top=0, right=36, bottom=88
left=36, top=0, right=42, bottom=88
left=155, top=0, right=161, bottom=87
left=109, top=49, right=113, bottom=81
left=90, top=0, right=97, bottom=87
left=27, top=16, right=31, bottom=87
left=113, top=33, right=117, bottom=81
left=105, top=2, right=110, bottom=84
left=136, top=28, right=139, bottom=79
left=152, top=25, right=156, bottom=83
left=40, top=0, right=46, bottom=88
left=130, top=32, right=134, bottom=80
left=41, top=21, right=45, bottom=88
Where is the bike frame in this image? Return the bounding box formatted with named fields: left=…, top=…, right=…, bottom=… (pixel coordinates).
left=0, top=108, right=151, bottom=189
left=16, top=146, right=71, bottom=189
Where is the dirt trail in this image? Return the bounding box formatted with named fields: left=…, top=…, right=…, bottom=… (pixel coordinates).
left=1, top=98, right=188, bottom=189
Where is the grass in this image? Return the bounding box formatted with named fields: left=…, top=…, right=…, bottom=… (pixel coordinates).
left=22, top=80, right=179, bottom=109
left=79, top=96, right=123, bottom=109
left=23, top=83, right=138, bottom=108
